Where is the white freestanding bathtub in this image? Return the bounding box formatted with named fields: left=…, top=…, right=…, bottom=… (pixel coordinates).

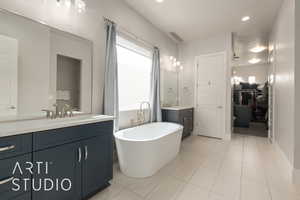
left=114, top=122, right=183, bottom=178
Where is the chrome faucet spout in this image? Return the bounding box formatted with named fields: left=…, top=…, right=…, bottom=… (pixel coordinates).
left=139, top=101, right=152, bottom=124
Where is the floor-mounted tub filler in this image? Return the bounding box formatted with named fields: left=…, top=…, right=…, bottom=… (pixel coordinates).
left=114, top=122, right=183, bottom=178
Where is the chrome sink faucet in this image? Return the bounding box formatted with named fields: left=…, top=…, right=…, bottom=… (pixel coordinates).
left=42, top=103, right=74, bottom=119
left=138, top=101, right=152, bottom=124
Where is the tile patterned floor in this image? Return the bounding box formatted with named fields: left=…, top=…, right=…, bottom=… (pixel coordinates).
left=90, top=134, right=300, bottom=200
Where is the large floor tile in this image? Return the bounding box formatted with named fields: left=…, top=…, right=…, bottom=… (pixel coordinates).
left=126, top=173, right=165, bottom=197
left=146, top=177, right=185, bottom=200
left=240, top=179, right=271, bottom=200
left=89, top=183, right=123, bottom=200
left=176, top=184, right=210, bottom=200
left=189, top=166, right=219, bottom=190
left=211, top=171, right=241, bottom=199
left=111, top=189, right=143, bottom=200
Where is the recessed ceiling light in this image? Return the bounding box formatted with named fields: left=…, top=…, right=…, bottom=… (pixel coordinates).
left=250, top=46, right=267, bottom=53
left=242, top=16, right=250, bottom=22
left=156, top=0, right=164, bottom=3
left=248, top=58, right=261, bottom=64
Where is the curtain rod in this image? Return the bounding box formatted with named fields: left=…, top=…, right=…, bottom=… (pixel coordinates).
left=103, top=16, right=157, bottom=49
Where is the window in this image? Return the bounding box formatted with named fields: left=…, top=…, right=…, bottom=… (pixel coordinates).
left=116, top=36, right=152, bottom=111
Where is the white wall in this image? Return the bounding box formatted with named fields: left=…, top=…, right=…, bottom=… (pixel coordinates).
left=0, top=0, right=178, bottom=126
left=178, top=32, right=232, bottom=139
left=269, top=0, right=295, bottom=170
left=295, top=0, right=300, bottom=172
left=233, top=64, right=270, bottom=84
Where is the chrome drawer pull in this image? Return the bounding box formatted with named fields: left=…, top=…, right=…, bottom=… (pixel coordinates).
left=0, top=145, right=15, bottom=152
left=0, top=177, right=14, bottom=185
left=78, top=147, right=82, bottom=163
left=84, top=146, right=88, bottom=160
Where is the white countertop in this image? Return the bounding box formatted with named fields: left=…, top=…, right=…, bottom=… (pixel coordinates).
left=0, top=114, right=114, bottom=138
left=162, top=106, right=194, bottom=111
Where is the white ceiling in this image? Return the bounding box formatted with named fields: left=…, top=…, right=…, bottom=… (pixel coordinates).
left=123, top=0, right=282, bottom=43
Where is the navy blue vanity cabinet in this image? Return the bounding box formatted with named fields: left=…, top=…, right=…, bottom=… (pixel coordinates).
left=31, top=120, right=114, bottom=200
left=0, top=134, right=32, bottom=160
left=32, top=142, right=82, bottom=200
left=162, top=108, right=194, bottom=139
left=0, top=154, right=32, bottom=200
left=13, top=192, right=31, bottom=200
left=82, top=134, right=113, bottom=198
left=0, top=133, right=32, bottom=200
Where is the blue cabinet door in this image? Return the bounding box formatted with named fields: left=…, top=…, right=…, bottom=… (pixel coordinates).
left=82, top=134, right=113, bottom=198
left=13, top=192, right=31, bottom=200
left=32, top=142, right=82, bottom=200
left=0, top=154, right=32, bottom=200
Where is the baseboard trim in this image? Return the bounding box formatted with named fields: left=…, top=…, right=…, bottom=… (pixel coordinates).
left=273, top=142, right=294, bottom=180
left=293, top=169, right=300, bottom=185
left=223, top=133, right=231, bottom=141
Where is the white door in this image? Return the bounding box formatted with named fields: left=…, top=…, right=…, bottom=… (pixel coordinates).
left=0, top=35, right=18, bottom=116
left=195, top=52, right=226, bottom=139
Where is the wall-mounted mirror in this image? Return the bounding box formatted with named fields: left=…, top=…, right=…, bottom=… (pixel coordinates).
left=0, top=9, right=93, bottom=121
left=56, top=55, right=81, bottom=112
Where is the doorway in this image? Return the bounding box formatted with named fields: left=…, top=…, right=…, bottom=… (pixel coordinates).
left=232, top=65, right=269, bottom=137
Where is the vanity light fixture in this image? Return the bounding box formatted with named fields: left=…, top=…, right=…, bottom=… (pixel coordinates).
left=250, top=46, right=267, bottom=53
left=248, top=58, right=261, bottom=64
left=156, top=0, right=164, bottom=3
left=169, top=56, right=183, bottom=69
left=56, top=0, right=86, bottom=13
left=241, top=16, right=250, bottom=22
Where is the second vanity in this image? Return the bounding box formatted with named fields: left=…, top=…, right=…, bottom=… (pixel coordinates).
left=0, top=115, right=114, bottom=200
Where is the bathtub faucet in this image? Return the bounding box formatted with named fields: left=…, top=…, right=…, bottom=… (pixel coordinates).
left=139, top=101, right=152, bottom=124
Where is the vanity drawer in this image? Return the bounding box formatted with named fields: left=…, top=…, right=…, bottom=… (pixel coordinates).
left=33, top=120, right=114, bottom=151
left=0, top=154, right=32, bottom=200
left=180, top=109, right=194, bottom=119
left=0, top=134, right=32, bottom=160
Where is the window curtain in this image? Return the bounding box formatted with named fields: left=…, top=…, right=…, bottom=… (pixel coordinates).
left=150, top=47, right=162, bottom=122
left=104, top=21, right=119, bottom=131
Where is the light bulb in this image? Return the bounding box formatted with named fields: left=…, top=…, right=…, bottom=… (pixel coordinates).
left=242, top=16, right=250, bottom=22
left=65, top=0, right=71, bottom=8
left=76, top=0, right=86, bottom=13
left=250, top=46, right=267, bottom=53
left=56, top=0, right=61, bottom=7
left=248, top=58, right=261, bottom=64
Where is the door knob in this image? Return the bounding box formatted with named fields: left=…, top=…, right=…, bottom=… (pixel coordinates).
left=9, top=106, right=16, bottom=110
left=217, top=106, right=223, bottom=109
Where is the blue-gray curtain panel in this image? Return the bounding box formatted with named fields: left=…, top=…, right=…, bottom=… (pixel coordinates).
left=104, top=21, right=119, bottom=131
left=150, top=47, right=162, bottom=122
